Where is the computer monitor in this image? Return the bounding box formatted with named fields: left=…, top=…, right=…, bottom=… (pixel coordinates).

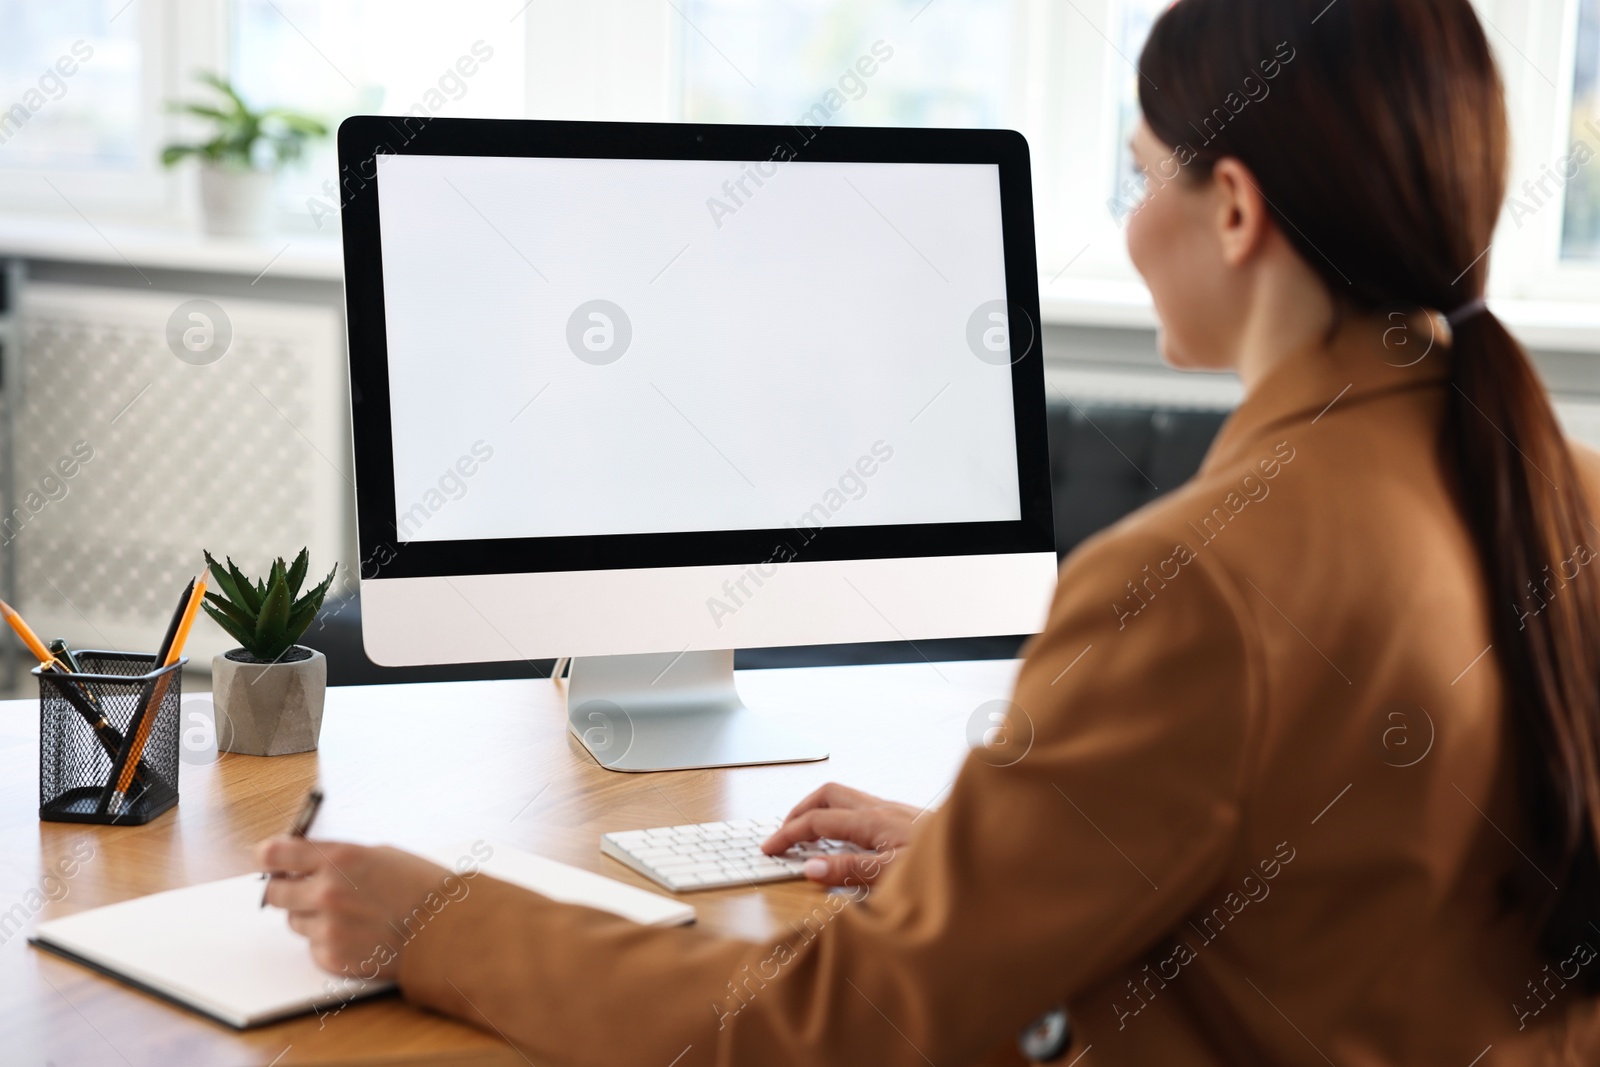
left=339, top=116, right=1056, bottom=772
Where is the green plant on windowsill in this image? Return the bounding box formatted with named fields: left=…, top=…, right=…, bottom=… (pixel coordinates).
left=159, top=72, right=327, bottom=237
left=160, top=72, right=328, bottom=171
left=203, top=548, right=337, bottom=663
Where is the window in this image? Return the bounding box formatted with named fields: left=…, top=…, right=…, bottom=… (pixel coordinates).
left=230, top=0, right=528, bottom=228
left=1109, top=0, right=1168, bottom=216
left=1564, top=0, right=1600, bottom=261
left=679, top=0, right=1014, bottom=129
left=0, top=0, right=142, bottom=170
left=0, top=0, right=1593, bottom=311
left=231, top=0, right=526, bottom=121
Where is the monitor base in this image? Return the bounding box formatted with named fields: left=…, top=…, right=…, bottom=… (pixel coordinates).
left=564, top=650, right=829, bottom=773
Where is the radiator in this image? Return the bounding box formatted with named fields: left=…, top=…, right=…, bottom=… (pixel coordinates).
left=13, top=282, right=349, bottom=669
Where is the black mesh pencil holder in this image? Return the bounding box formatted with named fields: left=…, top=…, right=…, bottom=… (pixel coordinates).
left=37, top=651, right=186, bottom=825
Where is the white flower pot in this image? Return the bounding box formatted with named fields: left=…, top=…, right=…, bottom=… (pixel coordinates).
left=212, top=646, right=326, bottom=756
left=198, top=164, right=277, bottom=238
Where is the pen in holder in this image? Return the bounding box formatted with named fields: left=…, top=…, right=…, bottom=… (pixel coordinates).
left=37, top=651, right=186, bottom=825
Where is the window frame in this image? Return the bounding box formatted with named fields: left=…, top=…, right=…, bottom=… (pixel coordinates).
left=0, top=0, right=224, bottom=221
left=1477, top=0, right=1600, bottom=301
left=0, top=0, right=1593, bottom=309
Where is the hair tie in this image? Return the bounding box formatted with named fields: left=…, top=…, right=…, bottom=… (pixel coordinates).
left=1446, top=297, right=1489, bottom=328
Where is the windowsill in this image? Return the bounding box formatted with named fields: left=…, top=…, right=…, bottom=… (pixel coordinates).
left=0, top=212, right=342, bottom=282
left=1040, top=277, right=1161, bottom=331
left=0, top=213, right=1595, bottom=353
left=1039, top=277, right=1600, bottom=354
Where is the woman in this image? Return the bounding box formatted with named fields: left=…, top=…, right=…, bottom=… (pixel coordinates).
left=261, top=0, right=1600, bottom=1061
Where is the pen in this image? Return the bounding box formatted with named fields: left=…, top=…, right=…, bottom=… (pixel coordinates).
left=46, top=638, right=107, bottom=717
left=47, top=638, right=83, bottom=674
left=261, top=788, right=325, bottom=907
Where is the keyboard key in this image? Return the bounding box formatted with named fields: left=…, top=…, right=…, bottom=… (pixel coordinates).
left=679, top=863, right=724, bottom=876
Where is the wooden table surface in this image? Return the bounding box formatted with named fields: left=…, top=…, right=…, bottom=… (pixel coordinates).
left=0, top=658, right=1018, bottom=1066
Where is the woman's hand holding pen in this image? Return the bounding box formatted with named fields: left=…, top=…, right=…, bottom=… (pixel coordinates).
left=760, top=782, right=919, bottom=887
left=258, top=836, right=447, bottom=980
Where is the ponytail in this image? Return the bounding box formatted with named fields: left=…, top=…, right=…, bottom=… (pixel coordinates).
left=1448, top=311, right=1600, bottom=980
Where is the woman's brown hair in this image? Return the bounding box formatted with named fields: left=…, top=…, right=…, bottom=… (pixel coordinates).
left=1139, top=0, right=1600, bottom=980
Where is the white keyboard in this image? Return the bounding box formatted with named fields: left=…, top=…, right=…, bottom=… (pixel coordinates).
left=601, top=817, right=863, bottom=893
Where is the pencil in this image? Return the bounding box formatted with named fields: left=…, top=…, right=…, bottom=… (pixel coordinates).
left=1, top=599, right=70, bottom=670
left=1, top=602, right=149, bottom=786
left=153, top=577, right=196, bottom=666
left=98, top=573, right=207, bottom=816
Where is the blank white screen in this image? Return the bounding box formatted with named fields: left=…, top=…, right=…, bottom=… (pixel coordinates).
left=377, top=152, right=1021, bottom=542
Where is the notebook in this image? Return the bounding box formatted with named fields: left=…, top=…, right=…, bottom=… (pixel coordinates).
left=29, top=840, right=695, bottom=1028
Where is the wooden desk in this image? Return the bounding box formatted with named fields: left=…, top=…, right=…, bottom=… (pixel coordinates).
left=0, top=659, right=1018, bottom=1066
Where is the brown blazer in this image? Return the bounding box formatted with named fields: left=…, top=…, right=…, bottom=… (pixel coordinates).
left=401, top=329, right=1600, bottom=1065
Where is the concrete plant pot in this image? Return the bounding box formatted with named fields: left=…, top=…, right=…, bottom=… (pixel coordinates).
left=198, top=163, right=276, bottom=238
left=212, top=646, right=326, bottom=755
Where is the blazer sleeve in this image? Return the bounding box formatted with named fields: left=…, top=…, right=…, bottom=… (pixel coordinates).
left=398, top=530, right=1259, bottom=1067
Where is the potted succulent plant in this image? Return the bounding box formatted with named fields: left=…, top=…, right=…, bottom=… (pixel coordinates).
left=160, top=73, right=328, bottom=237
left=203, top=549, right=337, bottom=756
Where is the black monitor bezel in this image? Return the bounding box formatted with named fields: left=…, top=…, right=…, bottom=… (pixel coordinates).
left=339, top=115, right=1054, bottom=580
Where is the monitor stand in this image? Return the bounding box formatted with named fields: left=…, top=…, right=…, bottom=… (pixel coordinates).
left=564, top=650, right=829, bottom=773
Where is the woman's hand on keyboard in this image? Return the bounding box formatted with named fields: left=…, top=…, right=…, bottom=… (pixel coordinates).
left=760, top=782, right=918, bottom=887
